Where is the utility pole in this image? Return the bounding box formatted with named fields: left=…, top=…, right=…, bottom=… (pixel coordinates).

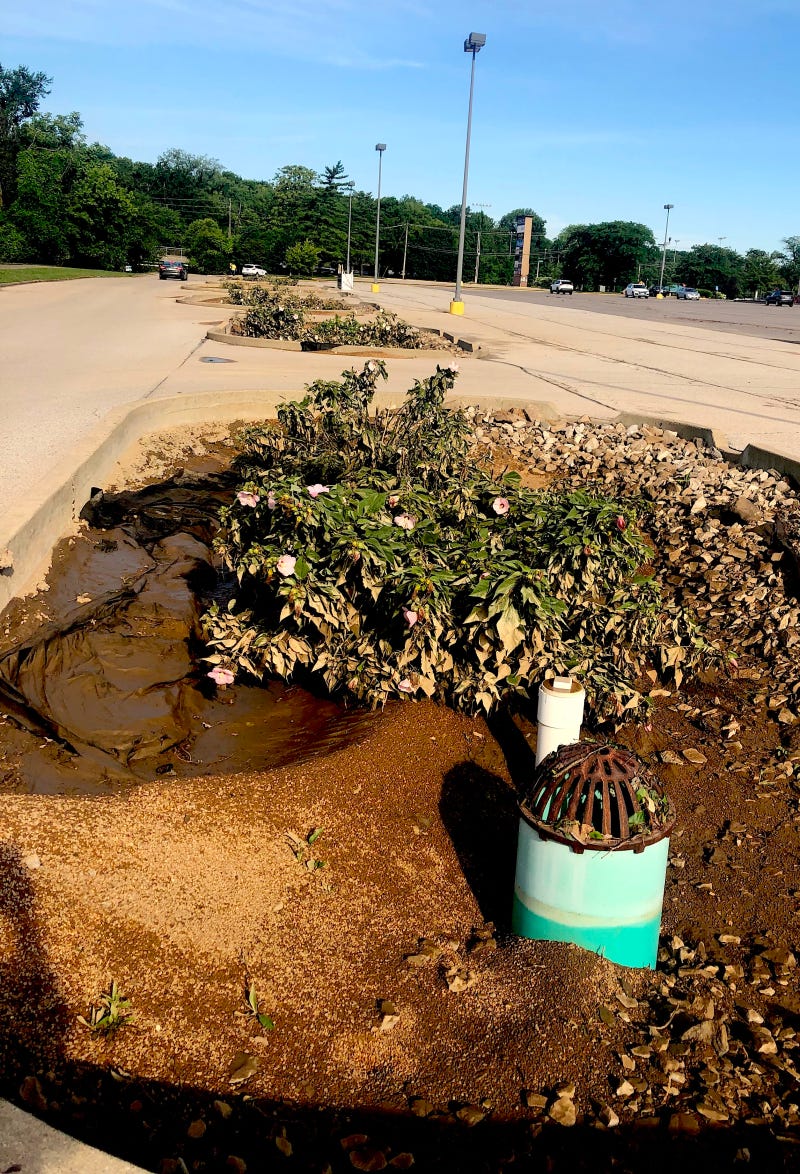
left=473, top=230, right=481, bottom=284
left=401, top=223, right=409, bottom=280
left=227, top=199, right=232, bottom=240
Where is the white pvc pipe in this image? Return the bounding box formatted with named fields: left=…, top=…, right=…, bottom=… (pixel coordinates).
left=535, top=676, right=585, bottom=765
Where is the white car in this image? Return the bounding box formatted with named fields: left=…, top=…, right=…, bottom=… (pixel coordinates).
left=550, top=279, right=574, bottom=294
left=241, top=264, right=267, bottom=279
left=624, top=282, right=649, bottom=298
left=676, top=287, right=700, bottom=300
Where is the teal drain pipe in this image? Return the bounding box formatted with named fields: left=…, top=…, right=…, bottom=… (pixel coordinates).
left=512, top=734, right=675, bottom=969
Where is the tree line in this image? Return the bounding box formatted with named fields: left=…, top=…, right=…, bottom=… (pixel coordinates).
left=1, top=63, right=798, bottom=296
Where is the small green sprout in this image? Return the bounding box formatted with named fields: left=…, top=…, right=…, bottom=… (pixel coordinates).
left=77, top=981, right=135, bottom=1034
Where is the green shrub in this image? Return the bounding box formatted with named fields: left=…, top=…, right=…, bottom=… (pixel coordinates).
left=204, top=363, right=713, bottom=718
left=285, top=238, right=320, bottom=276
left=234, top=289, right=306, bottom=339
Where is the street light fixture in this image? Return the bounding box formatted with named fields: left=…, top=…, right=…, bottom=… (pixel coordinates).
left=657, top=203, right=674, bottom=295
left=372, top=144, right=386, bottom=293
left=450, top=32, right=486, bottom=315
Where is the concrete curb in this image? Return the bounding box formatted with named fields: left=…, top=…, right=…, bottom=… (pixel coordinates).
left=205, top=325, right=478, bottom=356
left=0, top=390, right=798, bottom=612
left=0, top=1099, right=148, bottom=1173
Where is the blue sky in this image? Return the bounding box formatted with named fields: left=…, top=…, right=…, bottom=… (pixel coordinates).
left=5, top=0, right=799, bottom=253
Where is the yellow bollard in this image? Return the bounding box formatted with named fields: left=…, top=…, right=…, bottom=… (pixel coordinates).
left=449, top=300, right=465, bottom=315
left=371, top=283, right=380, bottom=294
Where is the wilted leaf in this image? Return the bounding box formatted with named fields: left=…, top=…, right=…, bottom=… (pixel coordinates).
left=227, top=1052, right=260, bottom=1085
left=349, top=1147, right=388, bottom=1171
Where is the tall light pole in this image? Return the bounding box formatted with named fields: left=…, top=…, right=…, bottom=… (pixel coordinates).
left=372, top=143, right=386, bottom=293
left=657, top=203, right=674, bottom=295
left=450, top=32, right=486, bottom=315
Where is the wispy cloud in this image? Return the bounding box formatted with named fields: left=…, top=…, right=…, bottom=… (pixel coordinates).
left=5, top=0, right=432, bottom=69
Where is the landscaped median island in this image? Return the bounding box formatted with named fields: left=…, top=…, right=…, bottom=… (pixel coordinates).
left=223, top=279, right=457, bottom=352
left=205, top=359, right=714, bottom=719
left=2, top=368, right=800, bottom=1172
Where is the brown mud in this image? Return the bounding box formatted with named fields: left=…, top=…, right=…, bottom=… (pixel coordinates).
left=0, top=459, right=372, bottom=795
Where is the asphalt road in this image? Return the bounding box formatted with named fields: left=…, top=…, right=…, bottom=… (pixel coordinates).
left=479, top=287, right=800, bottom=345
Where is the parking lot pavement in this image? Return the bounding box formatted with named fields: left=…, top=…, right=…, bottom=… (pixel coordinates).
left=2, top=275, right=800, bottom=528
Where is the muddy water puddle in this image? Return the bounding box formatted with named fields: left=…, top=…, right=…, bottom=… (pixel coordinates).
left=0, top=464, right=374, bottom=795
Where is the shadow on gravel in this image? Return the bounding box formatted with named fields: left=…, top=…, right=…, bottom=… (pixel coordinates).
left=2, top=1060, right=796, bottom=1173
left=439, top=761, right=519, bottom=932
left=0, top=841, right=67, bottom=1095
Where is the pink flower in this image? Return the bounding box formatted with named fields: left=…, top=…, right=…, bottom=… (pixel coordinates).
left=398, top=678, right=415, bottom=693
left=307, top=483, right=330, bottom=498
left=388, top=494, right=400, bottom=508
left=276, top=554, right=297, bottom=576
left=492, top=497, right=510, bottom=516
left=616, top=515, right=627, bottom=531
left=267, top=491, right=277, bottom=510
left=207, top=666, right=234, bottom=687
left=394, top=513, right=416, bottom=531
left=402, top=607, right=418, bottom=627
left=237, top=491, right=260, bottom=508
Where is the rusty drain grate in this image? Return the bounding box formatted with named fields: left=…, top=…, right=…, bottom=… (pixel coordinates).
left=519, top=742, right=675, bottom=853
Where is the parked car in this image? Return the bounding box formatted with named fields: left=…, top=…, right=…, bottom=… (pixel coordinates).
left=676, top=287, right=700, bottom=300
left=241, top=263, right=267, bottom=279
left=158, top=259, right=188, bottom=281
left=764, top=289, right=794, bottom=307
left=624, top=282, right=649, bottom=298
left=648, top=285, right=669, bottom=297
left=550, top=278, right=574, bottom=294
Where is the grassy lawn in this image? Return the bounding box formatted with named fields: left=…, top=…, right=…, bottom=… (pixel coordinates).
left=0, top=265, right=130, bottom=286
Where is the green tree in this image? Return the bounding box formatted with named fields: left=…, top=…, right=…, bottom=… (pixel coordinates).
left=320, top=160, right=349, bottom=193
left=0, top=211, right=27, bottom=260
left=285, top=238, right=320, bottom=275
left=680, top=244, right=743, bottom=298
left=185, top=217, right=231, bottom=273
left=65, top=161, right=136, bottom=268
left=11, top=146, right=73, bottom=262
left=0, top=62, right=52, bottom=206
left=556, top=221, right=657, bottom=291
left=742, top=248, right=782, bottom=297
left=126, top=197, right=183, bottom=269
left=778, top=236, right=800, bottom=291
left=19, top=110, right=85, bottom=151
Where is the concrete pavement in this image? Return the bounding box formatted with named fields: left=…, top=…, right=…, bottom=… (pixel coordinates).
left=3, top=274, right=800, bottom=524
left=0, top=1098, right=147, bottom=1173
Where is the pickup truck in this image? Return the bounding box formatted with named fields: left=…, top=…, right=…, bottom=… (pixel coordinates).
left=550, top=279, right=574, bottom=295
